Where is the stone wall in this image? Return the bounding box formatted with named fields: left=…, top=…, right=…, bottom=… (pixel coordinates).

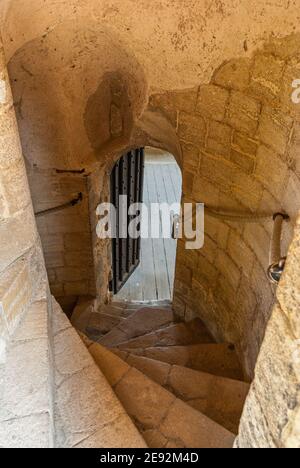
left=237, top=215, right=300, bottom=448
left=27, top=167, right=96, bottom=311
left=149, top=36, right=300, bottom=379
left=0, top=37, right=44, bottom=350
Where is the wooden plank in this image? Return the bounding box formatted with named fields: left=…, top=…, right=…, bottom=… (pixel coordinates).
left=167, top=163, right=182, bottom=203
left=140, top=172, right=158, bottom=301
left=147, top=164, right=171, bottom=301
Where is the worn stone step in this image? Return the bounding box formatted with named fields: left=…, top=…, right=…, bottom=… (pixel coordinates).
left=97, top=307, right=175, bottom=347
left=87, top=343, right=235, bottom=448
left=115, top=352, right=249, bottom=434
left=119, top=343, right=244, bottom=381
left=117, top=319, right=215, bottom=350
left=85, top=312, right=126, bottom=340
left=99, top=303, right=136, bottom=319
left=52, top=299, right=147, bottom=448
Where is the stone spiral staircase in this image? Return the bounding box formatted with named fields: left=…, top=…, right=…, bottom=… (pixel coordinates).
left=74, top=301, right=250, bottom=449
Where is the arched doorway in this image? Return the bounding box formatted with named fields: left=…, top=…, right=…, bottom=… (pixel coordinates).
left=110, top=146, right=182, bottom=303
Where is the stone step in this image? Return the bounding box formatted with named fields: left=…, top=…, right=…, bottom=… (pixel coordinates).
left=115, top=352, right=249, bottom=434
left=97, top=307, right=175, bottom=348
left=85, top=312, right=126, bottom=341
left=99, top=303, right=136, bottom=319
left=52, top=299, right=147, bottom=448
left=87, top=343, right=235, bottom=448
left=117, top=319, right=215, bottom=350
left=119, top=343, right=244, bottom=381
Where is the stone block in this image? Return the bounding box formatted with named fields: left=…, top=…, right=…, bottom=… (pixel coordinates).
left=64, top=281, right=89, bottom=296
left=45, top=212, right=90, bottom=235
left=0, top=158, right=31, bottom=217
left=181, top=141, right=201, bottom=172
left=149, top=93, right=178, bottom=126
left=64, top=232, right=92, bottom=251
left=200, top=153, right=263, bottom=210
left=64, top=251, right=93, bottom=267
left=240, top=303, right=300, bottom=448
left=56, top=267, right=89, bottom=283
left=90, top=344, right=130, bottom=387
left=255, top=145, right=289, bottom=201
left=44, top=251, right=65, bottom=269
left=42, top=233, right=64, bottom=253
left=75, top=413, right=146, bottom=448
left=0, top=256, right=32, bottom=334
left=196, top=254, right=219, bottom=286
left=277, top=219, right=300, bottom=338
left=236, top=277, right=258, bottom=322
left=226, top=91, right=261, bottom=136
left=115, top=367, right=176, bottom=430
left=227, top=230, right=255, bottom=278
left=0, top=413, right=52, bottom=448
left=13, top=300, right=48, bottom=341
left=232, top=132, right=258, bottom=157
left=176, top=264, right=193, bottom=286
left=170, top=89, right=199, bottom=113
left=282, top=172, right=300, bottom=219
left=258, top=106, right=293, bottom=157
left=182, top=170, right=194, bottom=197
left=200, top=153, right=237, bottom=192
left=201, top=235, right=218, bottom=264
left=0, top=206, right=37, bottom=273
left=178, top=112, right=206, bottom=145
left=0, top=337, right=50, bottom=421
left=288, top=123, right=300, bottom=177
left=197, top=84, right=229, bottom=121
left=206, top=120, right=232, bottom=158
left=230, top=149, right=255, bottom=174
left=159, top=398, right=235, bottom=448
left=243, top=223, right=270, bottom=270
left=192, top=175, right=219, bottom=206
left=215, top=250, right=241, bottom=291
left=54, top=327, right=92, bottom=385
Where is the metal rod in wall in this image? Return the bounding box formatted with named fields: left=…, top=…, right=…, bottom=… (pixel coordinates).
left=268, top=213, right=290, bottom=284
left=34, top=193, right=83, bottom=218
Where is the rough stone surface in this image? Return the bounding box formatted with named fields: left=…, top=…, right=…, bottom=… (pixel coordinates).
left=98, top=307, right=174, bottom=347
left=0, top=293, right=54, bottom=448
left=126, top=344, right=244, bottom=381
left=52, top=299, right=147, bottom=448
left=120, top=353, right=249, bottom=434
left=117, top=319, right=214, bottom=350
left=0, top=1, right=300, bottom=450
left=89, top=343, right=235, bottom=448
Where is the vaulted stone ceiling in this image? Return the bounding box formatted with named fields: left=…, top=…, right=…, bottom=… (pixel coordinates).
left=0, top=0, right=299, bottom=169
